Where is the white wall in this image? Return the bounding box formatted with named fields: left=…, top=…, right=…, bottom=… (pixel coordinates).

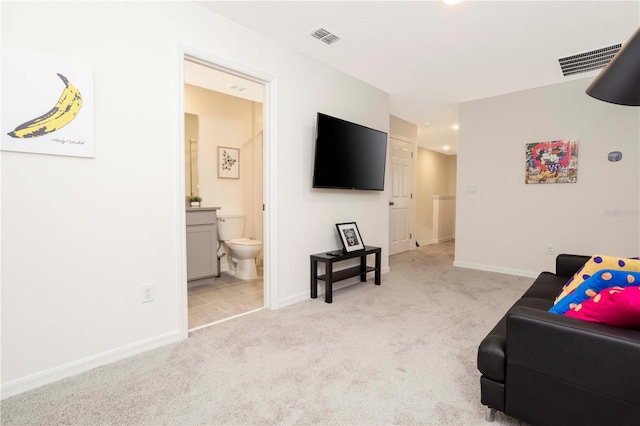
left=390, top=115, right=418, bottom=141
left=1, top=1, right=390, bottom=396
left=448, top=155, right=457, bottom=195
left=432, top=196, right=456, bottom=243
left=455, top=77, right=639, bottom=276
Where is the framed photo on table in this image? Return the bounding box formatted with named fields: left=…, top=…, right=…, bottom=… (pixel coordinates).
left=336, top=222, right=365, bottom=252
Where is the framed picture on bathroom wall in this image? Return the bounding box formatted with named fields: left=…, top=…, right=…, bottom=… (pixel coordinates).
left=218, top=146, right=239, bottom=179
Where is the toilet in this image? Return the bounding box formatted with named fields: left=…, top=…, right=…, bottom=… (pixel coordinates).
left=217, top=213, right=262, bottom=280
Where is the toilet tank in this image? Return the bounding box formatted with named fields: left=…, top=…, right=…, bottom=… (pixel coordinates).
left=217, top=213, right=245, bottom=241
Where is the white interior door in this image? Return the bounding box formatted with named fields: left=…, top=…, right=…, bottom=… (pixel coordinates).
left=389, top=137, right=412, bottom=255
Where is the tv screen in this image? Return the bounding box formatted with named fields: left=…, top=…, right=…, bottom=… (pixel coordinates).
left=312, top=113, right=388, bottom=191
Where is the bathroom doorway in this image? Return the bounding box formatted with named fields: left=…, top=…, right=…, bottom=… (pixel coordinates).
left=177, top=48, right=275, bottom=335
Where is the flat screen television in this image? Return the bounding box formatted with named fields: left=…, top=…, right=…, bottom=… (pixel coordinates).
left=312, top=113, right=388, bottom=191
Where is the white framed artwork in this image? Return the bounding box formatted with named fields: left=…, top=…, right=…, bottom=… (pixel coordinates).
left=218, top=146, right=239, bottom=179
left=1, top=48, right=95, bottom=158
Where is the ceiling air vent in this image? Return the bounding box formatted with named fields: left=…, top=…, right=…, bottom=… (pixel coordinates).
left=311, top=27, right=340, bottom=45
left=558, top=43, right=622, bottom=76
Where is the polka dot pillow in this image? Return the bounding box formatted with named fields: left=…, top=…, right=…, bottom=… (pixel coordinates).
left=564, top=286, right=640, bottom=329
left=554, top=255, right=640, bottom=305
left=549, top=269, right=640, bottom=315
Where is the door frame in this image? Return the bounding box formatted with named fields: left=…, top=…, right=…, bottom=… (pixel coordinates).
left=175, top=43, right=278, bottom=338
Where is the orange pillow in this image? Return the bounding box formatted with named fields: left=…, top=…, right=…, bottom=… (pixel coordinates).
left=554, top=255, right=640, bottom=305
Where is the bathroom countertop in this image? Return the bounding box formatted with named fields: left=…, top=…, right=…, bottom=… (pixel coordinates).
left=186, top=206, right=220, bottom=212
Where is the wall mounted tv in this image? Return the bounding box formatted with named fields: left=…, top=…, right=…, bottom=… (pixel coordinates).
left=312, top=113, right=388, bottom=191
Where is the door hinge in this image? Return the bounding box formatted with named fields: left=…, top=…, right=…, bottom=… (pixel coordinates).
left=262, top=204, right=265, bottom=211
left=411, top=151, right=414, bottom=158
left=410, top=193, right=413, bottom=199
left=410, top=233, right=412, bottom=239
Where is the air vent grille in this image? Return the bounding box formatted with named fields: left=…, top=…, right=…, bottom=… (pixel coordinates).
left=311, top=27, right=341, bottom=45
left=558, top=43, right=622, bottom=76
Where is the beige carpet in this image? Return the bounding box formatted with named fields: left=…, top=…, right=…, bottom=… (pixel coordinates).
left=1, top=241, right=531, bottom=425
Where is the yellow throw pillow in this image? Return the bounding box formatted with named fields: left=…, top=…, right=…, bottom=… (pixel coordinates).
left=554, top=255, right=640, bottom=305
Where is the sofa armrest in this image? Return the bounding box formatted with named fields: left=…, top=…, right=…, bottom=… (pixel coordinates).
left=506, top=306, right=640, bottom=406
left=555, top=253, right=589, bottom=278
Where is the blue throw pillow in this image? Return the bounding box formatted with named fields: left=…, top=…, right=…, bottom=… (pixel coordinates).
left=549, top=269, right=640, bottom=315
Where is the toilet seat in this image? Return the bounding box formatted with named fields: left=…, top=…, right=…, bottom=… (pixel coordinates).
left=229, top=238, right=262, bottom=246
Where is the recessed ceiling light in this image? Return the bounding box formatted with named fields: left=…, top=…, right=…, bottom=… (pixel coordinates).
left=452, top=124, right=459, bottom=130
left=443, top=146, right=450, bottom=150
left=443, top=0, right=461, bottom=5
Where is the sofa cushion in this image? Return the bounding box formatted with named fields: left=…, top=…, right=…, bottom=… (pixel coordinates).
left=515, top=296, right=555, bottom=311
left=565, top=286, right=640, bottom=328
left=554, top=255, right=640, bottom=304
left=549, top=270, right=640, bottom=315
left=521, top=272, right=566, bottom=300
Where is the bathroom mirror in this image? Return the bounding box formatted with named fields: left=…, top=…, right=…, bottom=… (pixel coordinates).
left=185, top=113, right=199, bottom=197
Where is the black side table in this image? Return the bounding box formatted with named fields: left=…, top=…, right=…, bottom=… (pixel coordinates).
left=310, top=246, right=381, bottom=303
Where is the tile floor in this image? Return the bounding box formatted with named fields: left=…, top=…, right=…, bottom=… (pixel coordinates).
left=188, top=269, right=263, bottom=329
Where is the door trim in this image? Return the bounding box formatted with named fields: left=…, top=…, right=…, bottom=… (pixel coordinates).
left=175, top=43, right=278, bottom=339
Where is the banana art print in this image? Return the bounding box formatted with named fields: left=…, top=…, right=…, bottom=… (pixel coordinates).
left=7, top=73, right=83, bottom=139
left=1, top=48, right=94, bottom=157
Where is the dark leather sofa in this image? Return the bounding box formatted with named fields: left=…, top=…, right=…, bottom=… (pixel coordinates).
left=477, top=254, right=640, bottom=425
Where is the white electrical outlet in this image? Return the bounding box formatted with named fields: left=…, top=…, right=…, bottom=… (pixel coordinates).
left=142, top=283, right=155, bottom=303
left=546, top=245, right=555, bottom=255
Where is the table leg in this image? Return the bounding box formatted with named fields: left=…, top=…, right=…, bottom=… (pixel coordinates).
left=310, top=259, right=318, bottom=298
left=325, top=261, right=333, bottom=303
left=374, top=250, right=381, bottom=285
left=359, top=254, right=367, bottom=281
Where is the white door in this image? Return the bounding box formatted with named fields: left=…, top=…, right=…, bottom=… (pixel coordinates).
left=389, top=137, right=412, bottom=255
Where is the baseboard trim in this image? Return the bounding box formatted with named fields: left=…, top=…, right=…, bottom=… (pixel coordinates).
left=1, top=330, right=183, bottom=399
left=453, top=260, right=539, bottom=278
left=278, top=291, right=312, bottom=308
left=432, top=236, right=455, bottom=244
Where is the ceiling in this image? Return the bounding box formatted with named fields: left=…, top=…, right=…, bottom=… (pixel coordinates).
left=195, top=1, right=639, bottom=154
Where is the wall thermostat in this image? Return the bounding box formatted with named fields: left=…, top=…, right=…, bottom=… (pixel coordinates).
left=608, top=151, right=623, bottom=162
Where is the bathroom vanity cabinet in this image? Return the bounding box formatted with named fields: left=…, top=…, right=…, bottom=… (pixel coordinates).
left=186, top=207, right=220, bottom=287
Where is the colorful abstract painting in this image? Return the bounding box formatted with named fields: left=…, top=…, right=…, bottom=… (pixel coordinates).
left=525, top=140, right=578, bottom=184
